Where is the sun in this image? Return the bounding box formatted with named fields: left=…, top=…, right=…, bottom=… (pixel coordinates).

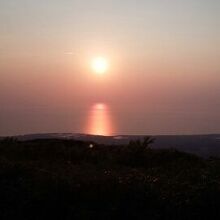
left=91, top=57, right=108, bottom=74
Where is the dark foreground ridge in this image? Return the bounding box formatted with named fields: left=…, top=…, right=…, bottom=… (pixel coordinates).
left=8, top=133, right=220, bottom=158
left=0, top=137, right=220, bottom=219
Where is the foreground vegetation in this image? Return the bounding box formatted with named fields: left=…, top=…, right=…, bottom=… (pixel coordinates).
left=0, top=137, right=220, bottom=219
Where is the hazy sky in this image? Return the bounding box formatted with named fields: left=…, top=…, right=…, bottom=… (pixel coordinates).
left=0, top=0, right=220, bottom=135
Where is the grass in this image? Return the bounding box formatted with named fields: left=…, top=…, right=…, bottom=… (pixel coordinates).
left=0, top=137, right=220, bottom=219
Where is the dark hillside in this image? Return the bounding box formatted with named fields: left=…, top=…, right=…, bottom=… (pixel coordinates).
left=0, top=138, right=220, bottom=219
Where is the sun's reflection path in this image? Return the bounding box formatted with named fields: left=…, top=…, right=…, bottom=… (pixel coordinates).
left=86, top=103, right=113, bottom=136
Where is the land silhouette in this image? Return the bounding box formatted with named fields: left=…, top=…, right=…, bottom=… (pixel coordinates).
left=0, top=136, right=220, bottom=219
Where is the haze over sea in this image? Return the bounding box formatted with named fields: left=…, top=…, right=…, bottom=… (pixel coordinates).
left=0, top=0, right=219, bottom=136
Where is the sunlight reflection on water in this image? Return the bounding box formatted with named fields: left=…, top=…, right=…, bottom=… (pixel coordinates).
left=85, top=103, right=114, bottom=136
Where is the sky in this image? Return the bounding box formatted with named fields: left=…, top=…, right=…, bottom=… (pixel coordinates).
left=0, top=0, right=220, bottom=136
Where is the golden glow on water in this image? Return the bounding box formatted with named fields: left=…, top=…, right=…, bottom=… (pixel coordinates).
left=86, top=103, right=113, bottom=136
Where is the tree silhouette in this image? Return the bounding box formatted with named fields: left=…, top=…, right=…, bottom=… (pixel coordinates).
left=128, top=136, right=154, bottom=153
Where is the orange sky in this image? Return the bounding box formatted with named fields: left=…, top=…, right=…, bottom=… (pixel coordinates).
left=0, top=0, right=220, bottom=135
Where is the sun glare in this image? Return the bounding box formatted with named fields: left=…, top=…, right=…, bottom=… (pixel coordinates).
left=92, top=57, right=108, bottom=74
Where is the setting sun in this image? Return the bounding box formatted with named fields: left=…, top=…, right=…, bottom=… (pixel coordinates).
left=92, top=57, right=108, bottom=74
